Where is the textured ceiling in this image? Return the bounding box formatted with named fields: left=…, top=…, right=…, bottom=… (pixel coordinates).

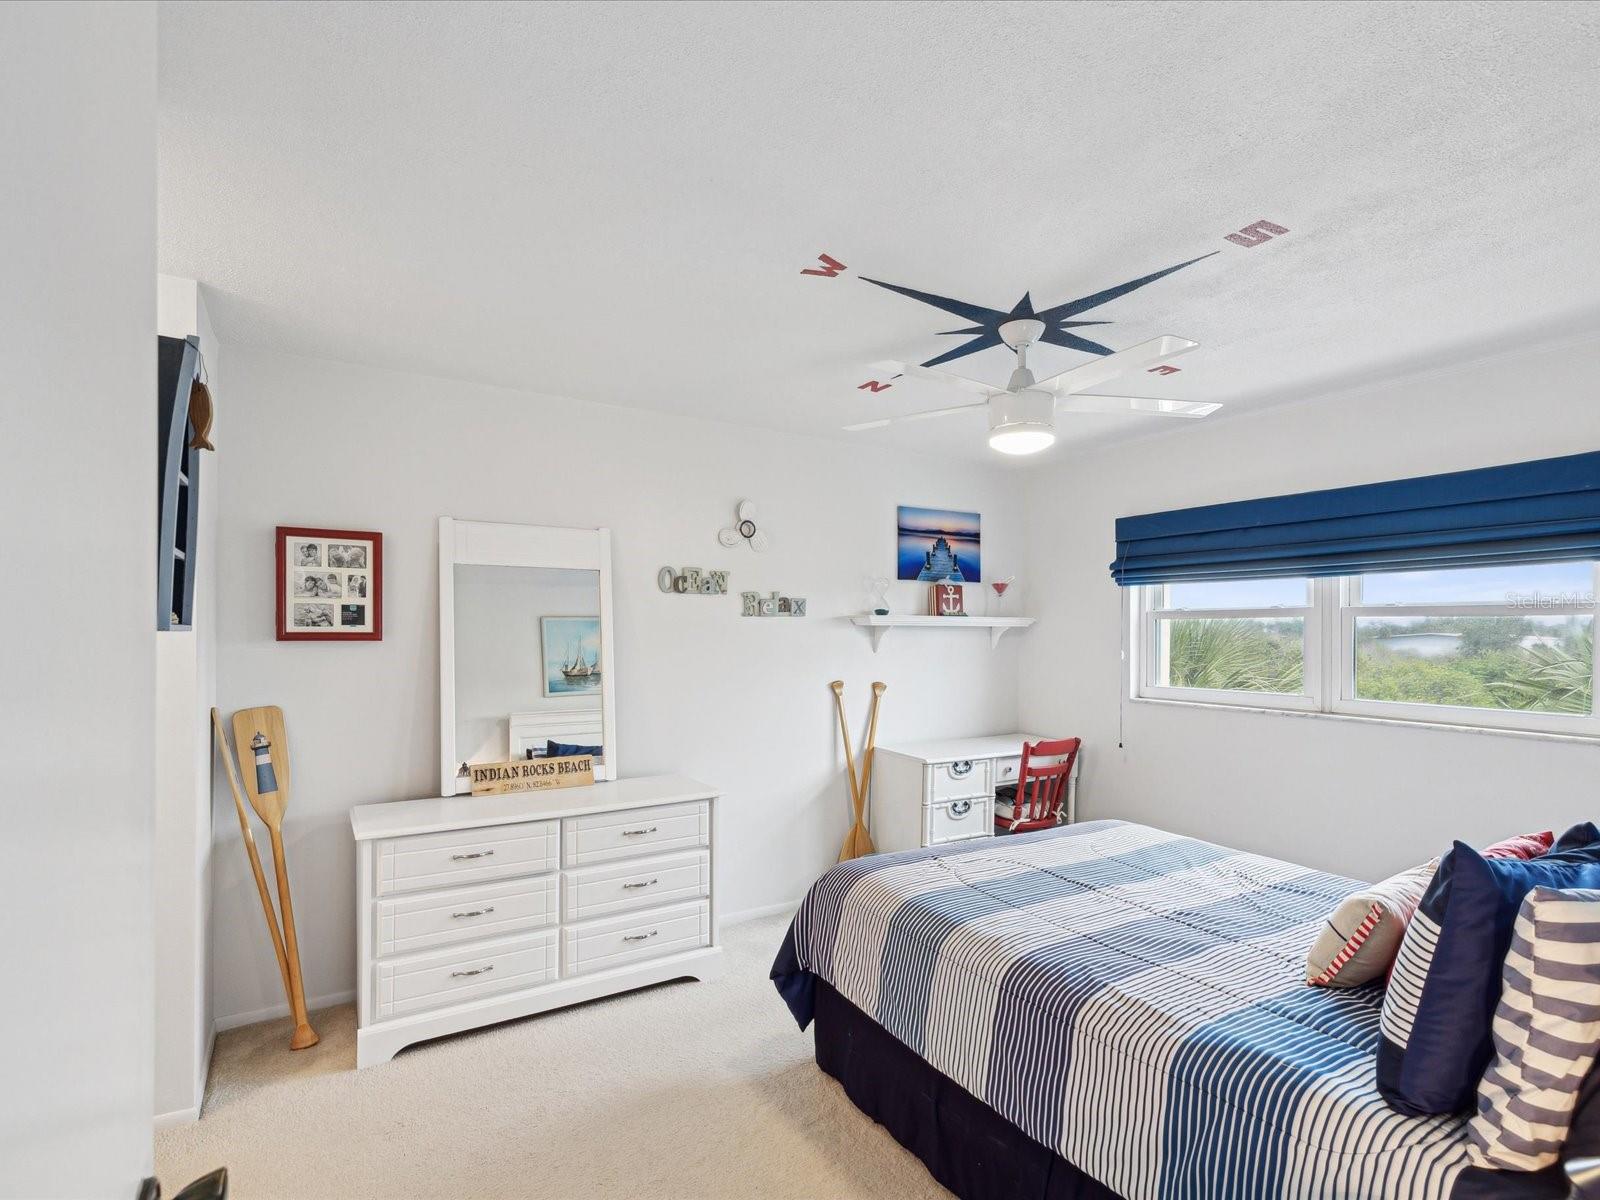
left=158, top=0, right=1600, bottom=463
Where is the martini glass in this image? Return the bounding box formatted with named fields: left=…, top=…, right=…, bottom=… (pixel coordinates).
left=990, top=576, right=1015, bottom=615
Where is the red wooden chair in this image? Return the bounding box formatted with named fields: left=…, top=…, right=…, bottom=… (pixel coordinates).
left=994, top=738, right=1081, bottom=834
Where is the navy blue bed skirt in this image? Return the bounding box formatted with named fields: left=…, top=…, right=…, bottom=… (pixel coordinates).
left=809, top=977, right=1582, bottom=1200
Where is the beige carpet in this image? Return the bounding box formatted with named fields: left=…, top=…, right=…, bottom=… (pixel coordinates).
left=156, top=914, right=950, bottom=1200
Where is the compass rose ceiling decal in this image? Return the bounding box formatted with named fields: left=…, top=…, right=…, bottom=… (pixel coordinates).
left=804, top=218, right=1292, bottom=454
left=860, top=252, right=1217, bottom=369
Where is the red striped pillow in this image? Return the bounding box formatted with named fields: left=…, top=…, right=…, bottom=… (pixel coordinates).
left=1308, top=859, right=1439, bottom=988
left=1307, top=831, right=1555, bottom=989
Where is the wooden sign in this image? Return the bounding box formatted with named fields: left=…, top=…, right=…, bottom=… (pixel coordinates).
left=928, top=583, right=966, bottom=616
left=469, top=755, right=594, bottom=797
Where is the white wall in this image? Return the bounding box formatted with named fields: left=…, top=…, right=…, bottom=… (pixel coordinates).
left=1019, top=334, right=1600, bottom=885
left=212, top=346, right=1028, bottom=1026
left=0, top=3, right=158, bottom=1195
left=152, top=278, right=219, bottom=1124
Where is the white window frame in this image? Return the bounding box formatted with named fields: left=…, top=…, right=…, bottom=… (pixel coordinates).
left=1137, top=580, right=1320, bottom=713
left=1133, top=564, right=1600, bottom=737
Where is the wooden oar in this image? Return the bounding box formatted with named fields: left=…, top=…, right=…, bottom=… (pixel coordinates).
left=848, top=682, right=885, bottom=859
left=830, top=681, right=865, bottom=862
left=231, top=705, right=319, bottom=1050
left=211, top=709, right=291, bottom=1004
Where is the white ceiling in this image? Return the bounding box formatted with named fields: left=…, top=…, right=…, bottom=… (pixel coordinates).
left=158, top=0, right=1600, bottom=464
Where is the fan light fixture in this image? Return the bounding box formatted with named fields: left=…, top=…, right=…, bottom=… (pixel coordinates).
left=986, top=389, right=1056, bottom=456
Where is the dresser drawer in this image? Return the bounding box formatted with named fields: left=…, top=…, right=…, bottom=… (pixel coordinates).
left=994, top=756, right=1021, bottom=786
left=926, top=795, right=992, bottom=845
left=373, top=928, right=558, bottom=1021
left=563, top=801, right=709, bottom=867
left=375, top=874, right=559, bottom=957
left=927, top=758, right=991, bottom=801
left=376, top=820, right=559, bottom=896
left=562, top=900, right=711, bottom=977
left=562, top=850, right=710, bottom=923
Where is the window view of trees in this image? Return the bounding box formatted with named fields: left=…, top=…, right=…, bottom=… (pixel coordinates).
left=1355, top=617, right=1592, bottom=714
left=1163, top=618, right=1304, bottom=694
left=1147, top=564, right=1597, bottom=727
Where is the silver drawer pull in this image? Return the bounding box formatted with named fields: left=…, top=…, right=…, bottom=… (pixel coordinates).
left=950, top=799, right=973, bottom=818
left=620, top=826, right=658, bottom=837
left=451, top=849, right=495, bottom=861
left=450, top=964, right=494, bottom=978
left=949, top=760, right=974, bottom=778
left=451, top=906, right=496, bottom=919
left=622, top=930, right=659, bottom=942
left=621, top=878, right=659, bottom=890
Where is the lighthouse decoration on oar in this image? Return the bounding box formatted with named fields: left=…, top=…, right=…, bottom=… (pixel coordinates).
left=212, top=705, right=319, bottom=1051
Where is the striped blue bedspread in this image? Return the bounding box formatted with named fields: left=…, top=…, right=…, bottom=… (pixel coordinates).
left=772, top=821, right=1478, bottom=1200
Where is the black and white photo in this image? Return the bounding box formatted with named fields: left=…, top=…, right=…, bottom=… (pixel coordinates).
left=292, top=602, right=336, bottom=628
left=293, top=570, right=341, bottom=599
left=328, top=543, right=368, bottom=569
left=345, top=573, right=369, bottom=599
left=292, top=540, right=321, bottom=567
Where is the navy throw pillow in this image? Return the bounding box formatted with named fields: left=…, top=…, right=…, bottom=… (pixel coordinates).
left=1377, top=827, right=1600, bottom=1116
left=547, top=739, right=602, bottom=758
left=1554, top=821, right=1600, bottom=851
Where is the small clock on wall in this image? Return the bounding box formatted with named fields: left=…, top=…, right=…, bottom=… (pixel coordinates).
left=718, top=499, right=768, bottom=551
left=275, top=526, right=384, bottom=641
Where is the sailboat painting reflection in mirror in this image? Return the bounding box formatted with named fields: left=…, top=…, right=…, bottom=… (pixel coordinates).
left=541, top=615, right=603, bottom=696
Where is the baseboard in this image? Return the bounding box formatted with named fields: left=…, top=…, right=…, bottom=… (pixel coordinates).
left=722, top=899, right=799, bottom=926
left=213, top=988, right=356, bottom=1034
left=153, top=1103, right=200, bottom=1131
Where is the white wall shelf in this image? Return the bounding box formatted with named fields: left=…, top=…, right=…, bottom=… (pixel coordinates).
left=850, top=615, right=1035, bottom=653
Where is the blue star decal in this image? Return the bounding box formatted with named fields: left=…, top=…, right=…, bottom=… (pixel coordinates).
left=861, top=251, right=1218, bottom=368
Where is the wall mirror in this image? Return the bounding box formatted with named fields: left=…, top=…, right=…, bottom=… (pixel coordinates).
left=439, top=518, right=617, bottom=795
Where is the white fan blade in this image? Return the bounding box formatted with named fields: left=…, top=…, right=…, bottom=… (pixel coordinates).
left=842, top=400, right=987, bottom=432
left=1033, top=336, right=1199, bottom=397
left=867, top=360, right=994, bottom=397
left=1058, top=393, right=1222, bottom=419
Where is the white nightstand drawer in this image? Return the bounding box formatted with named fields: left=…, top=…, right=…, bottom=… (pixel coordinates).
left=925, top=795, right=992, bottom=845
left=562, top=900, right=711, bottom=977
left=927, top=758, right=991, bottom=801
left=563, top=801, right=709, bottom=866
left=376, top=819, right=559, bottom=896
left=375, top=874, right=559, bottom=957
left=373, top=928, right=559, bottom=1021
left=562, top=850, right=710, bottom=923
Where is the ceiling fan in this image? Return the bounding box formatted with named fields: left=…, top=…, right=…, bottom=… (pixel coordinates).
left=844, top=321, right=1220, bottom=455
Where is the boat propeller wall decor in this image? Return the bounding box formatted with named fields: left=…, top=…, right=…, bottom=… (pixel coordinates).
left=719, top=499, right=768, bottom=551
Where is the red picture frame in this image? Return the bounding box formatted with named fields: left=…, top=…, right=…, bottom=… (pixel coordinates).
left=275, top=526, right=384, bottom=641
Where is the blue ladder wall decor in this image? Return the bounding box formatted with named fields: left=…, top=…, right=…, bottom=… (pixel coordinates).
left=157, top=334, right=201, bottom=630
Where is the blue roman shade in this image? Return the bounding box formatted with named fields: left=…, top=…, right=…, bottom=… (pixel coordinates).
left=1110, top=450, right=1600, bottom=587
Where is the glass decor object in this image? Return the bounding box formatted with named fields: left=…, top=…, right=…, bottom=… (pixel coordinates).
left=990, top=575, right=1015, bottom=614
left=867, top=576, right=891, bottom=615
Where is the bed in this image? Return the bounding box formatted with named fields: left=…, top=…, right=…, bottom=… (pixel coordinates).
left=771, top=820, right=1588, bottom=1200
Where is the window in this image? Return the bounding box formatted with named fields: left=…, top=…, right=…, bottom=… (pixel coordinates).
left=1135, top=562, right=1600, bottom=735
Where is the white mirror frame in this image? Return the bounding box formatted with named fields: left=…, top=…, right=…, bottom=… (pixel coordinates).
left=438, top=517, right=618, bottom=796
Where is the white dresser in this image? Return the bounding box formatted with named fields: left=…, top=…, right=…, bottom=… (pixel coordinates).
left=870, top=733, right=1078, bottom=853
left=350, top=774, right=722, bottom=1068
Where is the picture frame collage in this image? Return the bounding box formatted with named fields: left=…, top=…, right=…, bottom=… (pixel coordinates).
left=275, top=526, right=384, bottom=641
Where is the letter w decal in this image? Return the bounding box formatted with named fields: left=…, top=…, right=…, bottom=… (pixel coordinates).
left=801, top=253, right=848, bottom=278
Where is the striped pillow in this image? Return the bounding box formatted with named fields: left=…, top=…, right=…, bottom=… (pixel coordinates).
left=1468, top=887, right=1600, bottom=1171
left=1306, top=858, right=1438, bottom=988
